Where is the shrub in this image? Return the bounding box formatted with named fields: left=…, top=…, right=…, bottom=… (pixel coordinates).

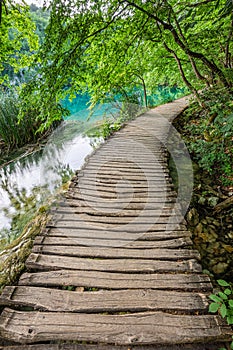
left=183, top=88, right=233, bottom=186
left=0, top=91, right=40, bottom=151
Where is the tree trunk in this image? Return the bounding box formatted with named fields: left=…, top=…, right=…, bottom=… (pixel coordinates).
left=124, top=0, right=230, bottom=88
left=163, top=43, right=203, bottom=106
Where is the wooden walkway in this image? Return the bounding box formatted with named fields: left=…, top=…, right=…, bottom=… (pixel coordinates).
left=0, top=97, right=231, bottom=349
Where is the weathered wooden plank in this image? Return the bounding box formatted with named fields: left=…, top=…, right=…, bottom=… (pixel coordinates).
left=25, top=253, right=202, bottom=273
left=0, top=308, right=230, bottom=345
left=84, top=165, right=169, bottom=176
left=51, top=218, right=185, bottom=228
left=73, top=185, right=173, bottom=195
left=0, top=344, right=228, bottom=350
left=52, top=208, right=184, bottom=224
left=68, top=189, right=175, bottom=200
left=19, top=270, right=212, bottom=290
left=0, top=286, right=209, bottom=313
left=34, top=236, right=192, bottom=248
left=32, top=245, right=200, bottom=260
left=66, top=192, right=177, bottom=203
left=78, top=174, right=171, bottom=181
left=46, top=228, right=192, bottom=240
left=53, top=205, right=178, bottom=217
left=56, top=204, right=181, bottom=216
left=81, top=167, right=169, bottom=174
left=75, top=178, right=172, bottom=187
left=86, top=161, right=168, bottom=168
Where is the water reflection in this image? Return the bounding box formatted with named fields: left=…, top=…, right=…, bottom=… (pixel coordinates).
left=0, top=120, right=102, bottom=245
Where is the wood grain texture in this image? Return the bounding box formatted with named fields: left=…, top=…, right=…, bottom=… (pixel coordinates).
left=18, top=270, right=212, bottom=290
left=0, top=308, right=230, bottom=345
left=33, top=236, right=192, bottom=248
left=32, top=245, right=200, bottom=260
left=25, top=253, right=202, bottom=273
left=0, top=344, right=228, bottom=350
left=0, top=286, right=209, bottom=313
left=46, top=228, right=192, bottom=240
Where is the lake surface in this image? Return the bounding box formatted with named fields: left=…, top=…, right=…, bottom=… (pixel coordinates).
left=0, top=108, right=104, bottom=245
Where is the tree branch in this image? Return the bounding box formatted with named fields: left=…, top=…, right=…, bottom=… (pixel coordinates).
left=124, top=0, right=230, bottom=87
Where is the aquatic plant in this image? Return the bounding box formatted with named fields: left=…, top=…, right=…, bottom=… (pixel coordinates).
left=0, top=91, right=40, bottom=151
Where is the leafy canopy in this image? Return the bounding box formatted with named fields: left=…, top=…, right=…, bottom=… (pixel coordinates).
left=0, top=0, right=39, bottom=84
left=20, top=0, right=233, bottom=127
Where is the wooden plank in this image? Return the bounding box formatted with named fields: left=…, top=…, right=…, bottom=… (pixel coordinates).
left=74, top=185, right=173, bottom=194
left=57, top=203, right=180, bottom=214
left=25, top=253, right=202, bottom=273
left=51, top=217, right=185, bottom=227
left=66, top=193, right=176, bottom=204
left=84, top=164, right=168, bottom=172
left=0, top=308, right=230, bottom=345
left=78, top=174, right=170, bottom=181
left=0, top=344, right=228, bottom=350
left=49, top=222, right=186, bottom=233
left=68, top=189, right=175, bottom=200
left=19, top=270, right=212, bottom=290
left=52, top=208, right=184, bottom=224
left=32, top=245, right=200, bottom=260
left=46, top=228, right=192, bottom=240
left=81, top=167, right=169, bottom=174
left=52, top=206, right=178, bottom=218
left=34, top=236, right=192, bottom=248
left=76, top=177, right=171, bottom=185
left=0, top=286, right=209, bottom=313
left=87, top=161, right=168, bottom=168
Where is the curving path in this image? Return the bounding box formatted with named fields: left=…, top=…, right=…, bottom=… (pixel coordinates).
left=0, top=97, right=231, bottom=349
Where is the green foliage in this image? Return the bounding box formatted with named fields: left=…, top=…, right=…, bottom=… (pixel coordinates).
left=209, top=279, right=233, bottom=350
left=0, top=91, right=40, bottom=150
left=0, top=0, right=39, bottom=84
left=87, top=119, right=122, bottom=140
left=0, top=90, right=61, bottom=155
left=183, top=88, right=233, bottom=186
left=19, top=0, right=233, bottom=128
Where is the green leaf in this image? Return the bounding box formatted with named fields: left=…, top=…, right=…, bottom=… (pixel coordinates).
left=209, top=294, right=222, bottom=303
left=228, top=315, right=233, bottom=324
left=219, top=292, right=228, bottom=301
left=229, top=300, right=233, bottom=308
left=217, top=280, right=230, bottom=287
left=230, top=341, right=233, bottom=350
left=224, top=288, right=232, bottom=296
left=209, top=302, right=220, bottom=313
left=220, top=303, right=227, bottom=318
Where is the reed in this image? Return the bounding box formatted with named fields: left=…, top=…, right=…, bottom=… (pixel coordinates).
left=0, top=91, right=39, bottom=151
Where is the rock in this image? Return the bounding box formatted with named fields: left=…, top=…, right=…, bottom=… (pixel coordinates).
left=186, top=208, right=199, bottom=226
left=208, top=227, right=218, bottom=238
left=222, top=244, right=233, bottom=253
left=208, top=196, right=219, bottom=207
left=212, top=220, right=220, bottom=226
left=206, top=217, right=214, bottom=224
left=198, top=196, right=206, bottom=205
left=194, top=222, right=203, bottom=234
left=212, top=262, right=228, bottom=274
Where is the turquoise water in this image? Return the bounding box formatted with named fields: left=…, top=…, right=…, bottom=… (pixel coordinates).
left=62, top=94, right=119, bottom=122
left=62, top=86, right=185, bottom=122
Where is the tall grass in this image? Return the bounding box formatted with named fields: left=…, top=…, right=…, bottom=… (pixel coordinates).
left=0, top=91, right=40, bottom=151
